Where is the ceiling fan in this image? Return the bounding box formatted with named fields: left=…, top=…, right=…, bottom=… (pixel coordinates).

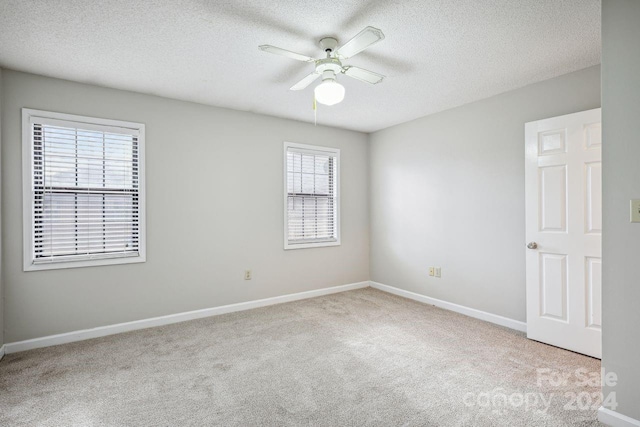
left=259, top=26, right=386, bottom=106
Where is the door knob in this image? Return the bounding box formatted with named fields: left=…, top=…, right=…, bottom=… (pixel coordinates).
left=527, top=242, right=538, bottom=249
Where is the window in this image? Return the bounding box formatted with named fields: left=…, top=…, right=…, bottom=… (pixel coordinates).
left=284, top=142, right=340, bottom=249
left=22, top=109, right=146, bottom=271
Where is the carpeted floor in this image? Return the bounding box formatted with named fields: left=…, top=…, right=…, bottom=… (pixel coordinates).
left=0, top=288, right=602, bottom=426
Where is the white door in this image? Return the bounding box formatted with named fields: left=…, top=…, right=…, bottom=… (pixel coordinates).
left=525, top=108, right=602, bottom=359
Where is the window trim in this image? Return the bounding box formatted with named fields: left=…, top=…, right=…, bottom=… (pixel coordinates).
left=22, top=108, right=146, bottom=271
left=283, top=141, right=340, bottom=250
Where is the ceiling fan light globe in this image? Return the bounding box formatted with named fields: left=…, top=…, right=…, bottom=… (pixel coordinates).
left=314, top=81, right=345, bottom=106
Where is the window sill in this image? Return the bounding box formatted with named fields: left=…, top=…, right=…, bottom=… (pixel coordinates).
left=284, top=240, right=341, bottom=250
left=24, top=253, right=146, bottom=272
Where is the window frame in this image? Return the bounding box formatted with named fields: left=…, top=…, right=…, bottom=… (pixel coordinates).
left=22, top=108, right=146, bottom=271
left=283, top=141, right=340, bottom=250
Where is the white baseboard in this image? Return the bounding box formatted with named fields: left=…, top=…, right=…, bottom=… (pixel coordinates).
left=3, top=281, right=527, bottom=355
left=4, top=281, right=369, bottom=355
left=0, top=344, right=5, bottom=361
left=599, top=407, right=640, bottom=427
left=370, top=281, right=527, bottom=332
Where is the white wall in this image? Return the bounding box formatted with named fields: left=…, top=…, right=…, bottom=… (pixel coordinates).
left=602, top=0, right=640, bottom=421
left=0, top=67, right=3, bottom=348
left=0, top=70, right=369, bottom=343
left=369, top=66, right=601, bottom=322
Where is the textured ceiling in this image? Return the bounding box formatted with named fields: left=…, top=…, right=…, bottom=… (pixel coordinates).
left=0, top=0, right=601, bottom=133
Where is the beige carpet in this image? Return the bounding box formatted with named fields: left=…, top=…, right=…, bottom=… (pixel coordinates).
left=0, top=288, right=602, bottom=426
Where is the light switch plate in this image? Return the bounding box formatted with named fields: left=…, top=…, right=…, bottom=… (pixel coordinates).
left=631, top=200, right=640, bottom=223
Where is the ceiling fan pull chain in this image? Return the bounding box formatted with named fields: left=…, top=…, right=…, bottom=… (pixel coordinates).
left=313, top=93, right=317, bottom=126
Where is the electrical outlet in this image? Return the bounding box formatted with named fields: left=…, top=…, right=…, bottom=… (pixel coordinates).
left=429, top=267, right=435, bottom=277
left=244, top=270, right=252, bottom=280
left=434, top=267, right=441, bottom=278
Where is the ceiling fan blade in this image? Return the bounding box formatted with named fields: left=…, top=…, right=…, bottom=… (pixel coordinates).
left=336, top=26, right=385, bottom=59
left=290, top=72, right=322, bottom=90
left=343, top=66, right=385, bottom=84
left=258, top=45, right=315, bottom=62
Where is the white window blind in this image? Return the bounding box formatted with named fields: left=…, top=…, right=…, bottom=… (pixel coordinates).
left=23, top=109, right=146, bottom=270
left=284, top=142, right=340, bottom=249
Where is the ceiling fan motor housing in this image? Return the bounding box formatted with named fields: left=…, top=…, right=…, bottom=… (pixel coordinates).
left=315, top=57, right=342, bottom=81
